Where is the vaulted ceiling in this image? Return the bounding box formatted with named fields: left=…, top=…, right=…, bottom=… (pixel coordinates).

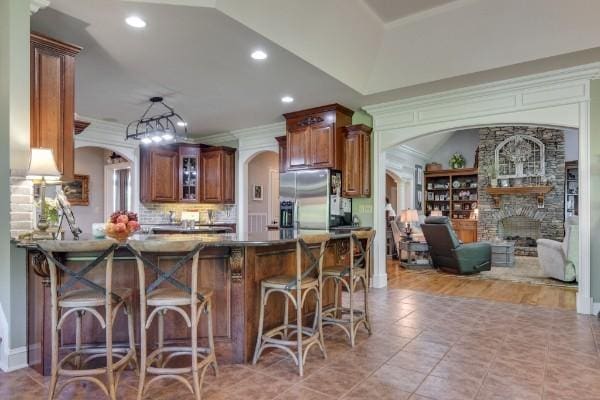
left=31, top=0, right=600, bottom=137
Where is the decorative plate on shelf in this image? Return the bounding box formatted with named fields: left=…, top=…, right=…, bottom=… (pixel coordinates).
left=452, top=180, right=461, bottom=189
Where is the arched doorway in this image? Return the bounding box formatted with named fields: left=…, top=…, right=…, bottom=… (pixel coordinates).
left=364, top=67, right=593, bottom=314
left=246, top=150, right=279, bottom=233
left=61, top=146, right=133, bottom=237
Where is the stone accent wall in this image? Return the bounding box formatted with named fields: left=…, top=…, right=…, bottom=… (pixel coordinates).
left=477, top=126, right=565, bottom=243
left=139, top=202, right=237, bottom=225
left=10, top=177, right=34, bottom=238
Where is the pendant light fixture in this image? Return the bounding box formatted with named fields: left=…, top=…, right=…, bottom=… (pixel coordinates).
left=125, top=97, right=187, bottom=144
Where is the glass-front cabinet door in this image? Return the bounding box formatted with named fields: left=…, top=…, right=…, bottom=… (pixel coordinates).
left=179, top=145, right=201, bottom=202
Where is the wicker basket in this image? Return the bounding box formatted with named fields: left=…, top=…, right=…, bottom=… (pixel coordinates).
left=426, top=162, right=442, bottom=171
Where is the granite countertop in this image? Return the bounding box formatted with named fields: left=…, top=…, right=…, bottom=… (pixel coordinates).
left=17, top=227, right=372, bottom=249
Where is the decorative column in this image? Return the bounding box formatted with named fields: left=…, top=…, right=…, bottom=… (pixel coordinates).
left=371, top=131, right=387, bottom=288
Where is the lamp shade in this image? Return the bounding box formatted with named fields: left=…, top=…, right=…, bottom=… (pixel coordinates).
left=401, top=209, right=419, bottom=223
left=27, top=148, right=61, bottom=180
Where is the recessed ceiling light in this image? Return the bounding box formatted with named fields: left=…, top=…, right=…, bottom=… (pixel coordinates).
left=281, top=96, right=294, bottom=103
left=251, top=50, right=268, bottom=60
left=177, top=121, right=187, bottom=127
left=125, top=16, right=146, bottom=28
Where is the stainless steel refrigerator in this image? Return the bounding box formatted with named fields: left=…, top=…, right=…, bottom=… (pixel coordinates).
left=279, top=169, right=352, bottom=229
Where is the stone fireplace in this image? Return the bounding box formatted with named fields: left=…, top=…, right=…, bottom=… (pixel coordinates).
left=478, top=127, right=565, bottom=255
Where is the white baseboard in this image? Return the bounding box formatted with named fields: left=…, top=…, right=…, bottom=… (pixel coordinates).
left=576, top=293, right=593, bottom=315
left=592, top=302, right=600, bottom=316
left=372, top=273, right=388, bottom=288
left=0, top=346, right=28, bottom=372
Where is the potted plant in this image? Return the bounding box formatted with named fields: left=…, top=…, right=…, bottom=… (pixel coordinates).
left=449, top=153, right=466, bottom=169
left=35, top=197, right=59, bottom=227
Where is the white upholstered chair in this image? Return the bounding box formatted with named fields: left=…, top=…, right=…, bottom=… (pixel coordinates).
left=537, top=216, right=578, bottom=282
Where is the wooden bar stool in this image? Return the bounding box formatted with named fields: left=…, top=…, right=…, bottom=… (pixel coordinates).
left=322, top=230, right=376, bottom=347
left=128, top=240, right=217, bottom=400
left=252, top=233, right=331, bottom=377
left=37, top=240, right=137, bottom=400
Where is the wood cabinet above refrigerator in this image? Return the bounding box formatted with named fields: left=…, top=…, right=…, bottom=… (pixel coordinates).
left=283, top=104, right=353, bottom=171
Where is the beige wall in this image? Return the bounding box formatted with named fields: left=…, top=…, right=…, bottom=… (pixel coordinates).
left=247, top=151, right=278, bottom=219
left=69, top=147, right=106, bottom=237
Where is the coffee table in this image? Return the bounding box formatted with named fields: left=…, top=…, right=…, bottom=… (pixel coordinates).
left=398, top=240, right=432, bottom=269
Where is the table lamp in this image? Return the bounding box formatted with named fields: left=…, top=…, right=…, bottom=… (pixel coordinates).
left=400, top=208, right=419, bottom=240
left=27, top=148, right=61, bottom=233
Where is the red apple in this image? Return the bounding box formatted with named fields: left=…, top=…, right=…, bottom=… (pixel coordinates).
left=114, top=222, right=127, bottom=233
left=127, top=220, right=140, bottom=232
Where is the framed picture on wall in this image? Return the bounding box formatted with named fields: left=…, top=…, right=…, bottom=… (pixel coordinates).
left=62, top=174, right=89, bottom=206
left=253, top=184, right=263, bottom=201
left=414, top=165, right=424, bottom=210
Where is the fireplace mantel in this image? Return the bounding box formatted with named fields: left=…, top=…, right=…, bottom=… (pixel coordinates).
left=485, top=185, right=552, bottom=208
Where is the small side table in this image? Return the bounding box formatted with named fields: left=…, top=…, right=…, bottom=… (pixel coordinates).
left=491, top=241, right=516, bottom=267
left=399, top=240, right=432, bottom=269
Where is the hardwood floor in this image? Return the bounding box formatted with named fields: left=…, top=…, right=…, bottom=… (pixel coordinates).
left=387, top=259, right=577, bottom=310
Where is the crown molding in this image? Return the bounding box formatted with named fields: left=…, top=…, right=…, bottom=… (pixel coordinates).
left=230, top=122, right=285, bottom=151
left=188, top=132, right=237, bottom=147
left=30, top=0, right=50, bottom=14
left=386, top=145, right=429, bottom=163
left=364, top=62, right=600, bottom=120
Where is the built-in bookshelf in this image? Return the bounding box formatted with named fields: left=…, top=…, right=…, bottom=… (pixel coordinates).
left=565, top=160, right=578, bottom=219
left=424, top=168, right=479, bottom=220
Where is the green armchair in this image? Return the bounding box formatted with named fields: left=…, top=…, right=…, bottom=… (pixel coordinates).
left=421, top=216, right=491, bottom=275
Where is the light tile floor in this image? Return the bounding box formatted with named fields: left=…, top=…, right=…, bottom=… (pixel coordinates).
left=2, top=287, right=600, bottom=399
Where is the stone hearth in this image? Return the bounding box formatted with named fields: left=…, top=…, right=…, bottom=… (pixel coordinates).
left=478, top=127, right=565, bottom=255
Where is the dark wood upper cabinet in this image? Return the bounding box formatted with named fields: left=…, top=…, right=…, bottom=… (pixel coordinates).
left=283, top=104, right=353, bottom=171
left=141, top=144, right=235, bottom=204
left=275, top=136, right=287, bottom=172
left=287, top=127, right=311, bottom=169
left=140, top=146, right=179, bottom=203
left=342, top=124, right=371, bottom=198
left=179, top=145, right=201, bottom=202
left=30, top=33, right=81, bottom=181
left=199, top=147, right=236, bottom=204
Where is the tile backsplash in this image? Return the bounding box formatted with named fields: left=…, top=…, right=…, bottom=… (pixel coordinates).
left=139, top=203, right=237, bottom=225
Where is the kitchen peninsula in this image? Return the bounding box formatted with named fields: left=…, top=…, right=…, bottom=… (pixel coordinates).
left=24, top=228, right=369, bottom=376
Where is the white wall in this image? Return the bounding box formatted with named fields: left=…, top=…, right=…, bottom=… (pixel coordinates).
left=427, top=129, right=480, bottom=169
left=247, top=151, right=278, bottom=216
left=70, top=147, right=105, bottom=236
left=565, top=128, right=579, bottom=161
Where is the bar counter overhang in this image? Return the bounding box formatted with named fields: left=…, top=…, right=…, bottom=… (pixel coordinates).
left=22, top=228, right=368, bottom=376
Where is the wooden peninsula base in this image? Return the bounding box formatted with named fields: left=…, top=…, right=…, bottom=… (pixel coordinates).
left=25, top=232, right=356, bottom=376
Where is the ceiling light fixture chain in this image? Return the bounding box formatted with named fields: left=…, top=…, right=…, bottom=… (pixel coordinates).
left=125, top=96, right=188, bottom=144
